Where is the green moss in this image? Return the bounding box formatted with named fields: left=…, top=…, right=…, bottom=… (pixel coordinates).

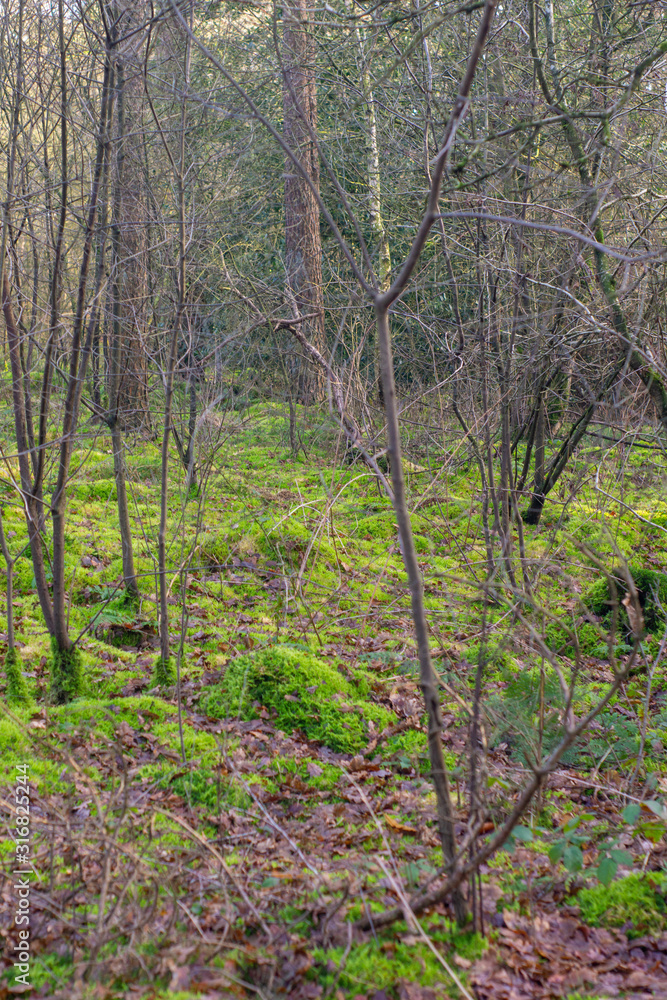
left=197, top=532, right=230, bottom=567
left=585, top=565, right=667, bottom=635
left=271, top=755, right=343, bottom=792
left=4, top=648, right=31, bottom=705
left=13, top=557, right=36, bottom=594
left=200, top=645, right=395, bottom=753
left=152, top=720, right=218, bottom=761
left=576, top=873, right=667, bottom=938
left=0, top=716, right=29, bottom=757
left=356, top=512, right=398, bottom=541
left=153, top=655, right=175, bottom=687
left=544, top=620, right=608, bottom=658
left=53, top=696, right=175, bottom=740
left=314, top=921, right=485, bottom=994
left=302, top=760, right=343, bottom=790
left=85, top=455, right=115, bottom=480
left=387, top=728, right=426, bottom=762
left=70, top=480, right=116, bottom=503
left=258, top=517, right=320, bottom=563
left=0, top=713, right=77, bottom=792
left=49, top=639, right=83, bottom=703
left=464, top=641, right=515, bottom=671
left=149, top=764, right=248, bottom=811
left=414, top=534, right=432, bottom=554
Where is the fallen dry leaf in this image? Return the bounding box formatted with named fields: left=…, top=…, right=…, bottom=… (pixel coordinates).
left=385, top=815, right=417, bottom=834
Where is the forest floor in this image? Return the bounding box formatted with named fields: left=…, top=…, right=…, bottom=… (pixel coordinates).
left=2, top=402, right=667, bottom=999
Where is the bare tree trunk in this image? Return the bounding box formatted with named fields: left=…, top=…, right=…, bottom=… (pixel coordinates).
left=523, top=362, right=624, bottom=524
left=349, top=8, right=391, bottom=400
left=107, top=38, right=140, bottom=599
left=376, top=304, right=467, bottom=924
left=282, top=0, right=325, bottom=403
left=156, top=10, right=192, bottom=683
left=51, top=46, right=113, bottom=645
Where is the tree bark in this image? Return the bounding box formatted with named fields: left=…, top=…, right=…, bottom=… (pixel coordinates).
left=349, top=8, right=391, bottom=400
left=107, top=35, right=140, bottom=599
left=282, top=0, right=325, bottom=403
left=156, top=6, right=192, bottom=683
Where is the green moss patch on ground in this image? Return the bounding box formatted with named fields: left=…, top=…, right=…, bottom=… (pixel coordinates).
left=199, top=644, right=395, bottom=753
left=314, top=922, right=485, bottom=996
left=575, top=873, right=667, bottom=938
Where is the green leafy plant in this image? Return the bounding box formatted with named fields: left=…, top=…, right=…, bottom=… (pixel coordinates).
left=549, top=803, right=667, bottom=887
left=488, top=667, right=565, bottom=765
left=621, top=801, right=667, bottom=847
left=549, top=813, right=594, bottom=877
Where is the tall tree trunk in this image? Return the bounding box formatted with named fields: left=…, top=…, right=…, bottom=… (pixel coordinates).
left=282, top=0, right=325, bottom=403
left=348, top=6, right=391, bottom=400
left=107, top=34, right=140, bottom=599
left=115, top=62, right=151, bottom=432
left=156, top=7, right=192, bottom=684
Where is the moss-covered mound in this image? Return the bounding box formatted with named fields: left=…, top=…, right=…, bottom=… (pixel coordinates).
left=576, top=873, right=667, bottom=938
left=585, top=565, right=667, bottom=636
left=199, top=645, right=395, bottom=753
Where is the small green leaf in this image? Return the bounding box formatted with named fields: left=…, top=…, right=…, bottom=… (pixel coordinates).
left=512, top=825, right=534, bottom=843
left=563, top=815, right=581, bottom=833
left=595, top=856, right=617, bottom=887
left=549, top=842, right=565, bottom=864
left=622, top=804, right=641, bottom=824
left=563, top=845, right=584, bottom=873
left=643, top=799, right=667, bottom=819
left=639, top=820, right=665, bottom=844
left=608, top=848, right=633, bottom=866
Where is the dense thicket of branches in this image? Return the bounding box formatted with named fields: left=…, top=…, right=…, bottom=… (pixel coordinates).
left=3, top=1, right=667, bottom=435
